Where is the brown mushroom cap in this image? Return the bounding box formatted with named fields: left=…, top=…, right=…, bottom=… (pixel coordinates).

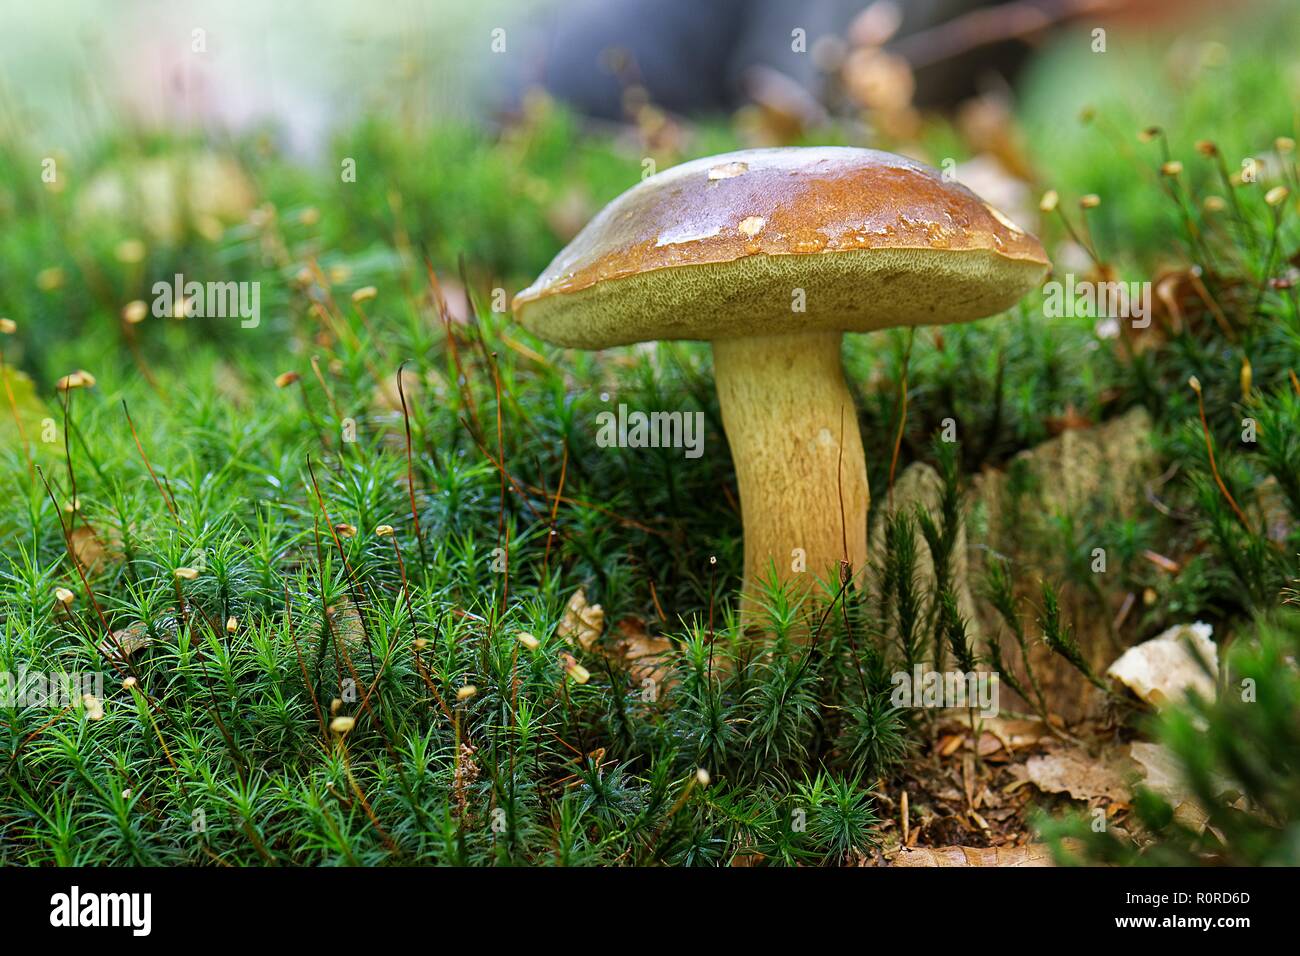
left=513, top=146, right=1050, bottom=348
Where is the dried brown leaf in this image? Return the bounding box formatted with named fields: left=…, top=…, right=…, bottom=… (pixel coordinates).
left=558, top=588, right=604, bottom=651
left=893, top=843, right=1059, bottom=867
left=1025, top=747, right=1134, bottom=803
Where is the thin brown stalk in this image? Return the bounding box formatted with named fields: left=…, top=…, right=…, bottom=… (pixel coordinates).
left=1190, top=378, right=1252, bottom=533
left=543, top=442, right=569, bottom=572
left=396, top=361, right=428, bottom=569
left=123, top=400, right=181, bottom=527
left=489, top=351, right=509, bottom=609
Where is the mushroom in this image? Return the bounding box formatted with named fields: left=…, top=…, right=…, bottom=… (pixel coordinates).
left=513, top=146, right=1049, bottom=612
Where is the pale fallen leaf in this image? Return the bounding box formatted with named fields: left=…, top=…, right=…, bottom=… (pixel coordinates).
left=558, top=588, right=604, bottom=651
left=98, top=623, right=151, bottom=661
left=613, top=616, right=672, bottom=686
left=1173, top=800, right=1210, bottom=834
left=949, top=715, right=1046, bottom=754
left=1129, top=741, right=1234, bottom=805
left=70, top=526, right=109, bottom=575
left=1107, top=622, right=1217, bottom=709
left=1025, top=747, right=1134, bottom=803
left=893, top=843, right=1060, bottom=867
left=937, top=734, right=964, bottom=757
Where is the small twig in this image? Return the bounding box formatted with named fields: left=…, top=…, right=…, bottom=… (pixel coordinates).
left=1189, top=376, right=1251, bottom=533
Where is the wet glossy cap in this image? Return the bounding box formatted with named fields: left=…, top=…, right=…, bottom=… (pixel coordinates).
left=513, top=146, right=1050, bottom=348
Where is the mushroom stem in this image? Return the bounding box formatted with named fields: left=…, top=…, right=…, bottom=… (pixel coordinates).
left=712, top=330, right=869, bottom=618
